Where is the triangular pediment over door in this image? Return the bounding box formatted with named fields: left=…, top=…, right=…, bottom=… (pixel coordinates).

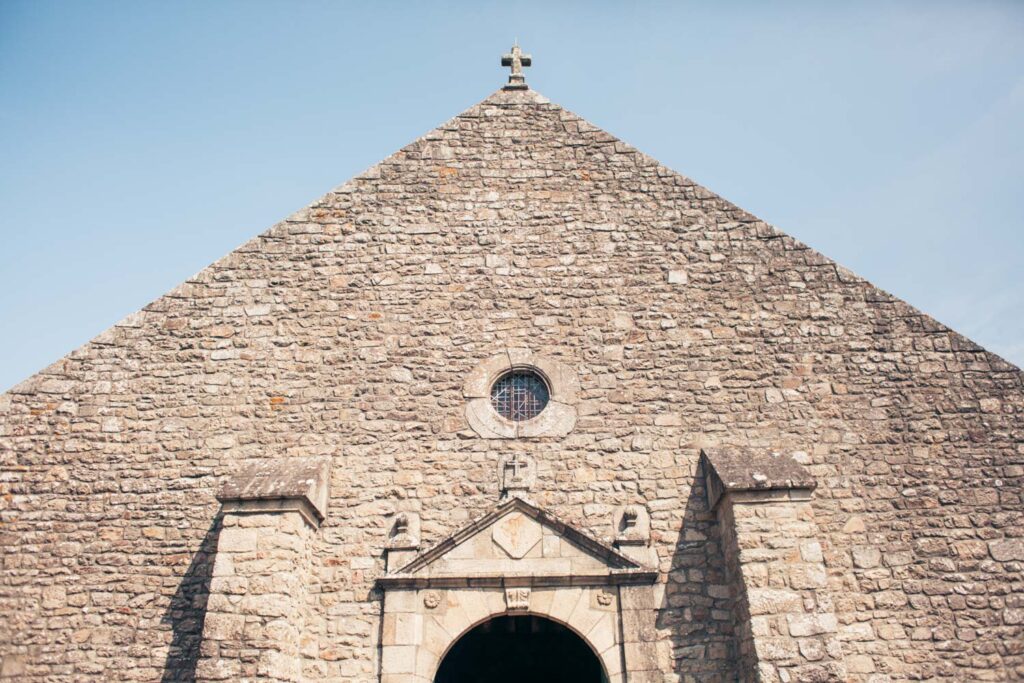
left=379, top=497, right=655, bottom=589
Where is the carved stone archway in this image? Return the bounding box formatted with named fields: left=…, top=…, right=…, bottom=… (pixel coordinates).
left=376, top=498, right=660, bottom=682
left=434, top=613, right=609, bottom=683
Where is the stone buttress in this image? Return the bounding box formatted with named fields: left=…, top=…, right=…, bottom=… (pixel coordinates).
left=196, top=459, right=330, bottom=682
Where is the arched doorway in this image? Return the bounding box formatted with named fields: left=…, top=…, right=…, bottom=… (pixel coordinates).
left=434, top=614, right=607, bottom=683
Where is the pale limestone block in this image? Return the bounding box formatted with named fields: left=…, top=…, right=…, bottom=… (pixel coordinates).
left=259, top=649, right=300, bottom=682
left=566, top=590, right=604, bottom=635
left=622, top=639, right=660, bottom=671
left=201, top=612, right=246, bottom=641
left=800, top=540, right=824, bottom=563
left=788, top=563, right=828, bottom=589
left=208, top=575, right=248, bottom=596
left=599, top=642, right=625, bottom=679
left=218, top=527, right=258, bottom=553
left=746, top=588, right=802, bottom=615
left=989, top=538, right=1024, bottom=561
left=259, top=529, right=304, bottom=553
left=381, top=645, right=416, bottom=674
left=548, top=587, right=584, bottom=623
left=620, top=604, right=658, bottom=643
left=787, top=613, right=838, bottom=637
left=586, top=612, right=618, bottom=653
left=620, top=584, right=661, bottom=611
left=195, top=656, right=240, bottom=681
left=754, top=637, right=798, bottom=661
left=385, top=611, right=422, bottom=646
left=384, top=590, right=418, bottom=614
left=757, top=661, right=781, bottom=682
left=798, top=637, right=826, bottom=661
left=846, top=654, right=877, bottom=673
left=439, top=601, right=473, bottom=641
left=422, top=616, right=453, bottom=657
left=455, top=589, right=491, bottom=625
left=852, top=546, right=882, bottom=568
left=414, top=646, right=440, bottom=680
left=491, top=511, right=543, bottom=559
left=211, top=552, right=235, bottom=577
left=483, top=589, right=506, bottom=616
left=41, top=585, right=66, bottom=609
left=529, top=588, right=555, bottom=615
left=234, top=513, right=280, bottom=528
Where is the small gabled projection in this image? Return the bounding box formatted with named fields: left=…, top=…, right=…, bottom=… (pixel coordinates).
left=379, top=497, right=655, bottom=588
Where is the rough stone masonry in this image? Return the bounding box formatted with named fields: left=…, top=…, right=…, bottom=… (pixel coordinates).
left=1, top=46, right=1022, bottom=682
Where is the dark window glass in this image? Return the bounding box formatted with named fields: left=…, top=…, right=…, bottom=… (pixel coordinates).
left=490, top=371, right=549, bottom=422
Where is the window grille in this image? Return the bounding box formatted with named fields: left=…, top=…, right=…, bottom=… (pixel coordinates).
left=490, top=370, right=549, bottom=422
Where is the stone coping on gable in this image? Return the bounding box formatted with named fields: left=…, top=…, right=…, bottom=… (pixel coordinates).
left=701, top=447, right=816, bottom=511
left=217, top=456, right=331, bottom=524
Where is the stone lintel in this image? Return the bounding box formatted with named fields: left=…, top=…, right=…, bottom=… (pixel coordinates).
left=217, top=457, right=330, bottom=526
left=700, top=447, right=816, bottom=511
left=376, top=569, right=659, bottom=590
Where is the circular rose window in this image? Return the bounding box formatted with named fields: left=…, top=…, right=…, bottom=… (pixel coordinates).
left=490, top=370, right=550, bottom=422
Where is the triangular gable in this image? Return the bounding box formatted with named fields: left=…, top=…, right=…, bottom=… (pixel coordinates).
left=389, top=498, right=644, bottom=580
left=3, top=85, right=1017, bottom=401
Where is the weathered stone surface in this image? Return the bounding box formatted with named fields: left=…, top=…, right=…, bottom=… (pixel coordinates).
left=717, top=484, right=846, bottom=681
left=988, top=538, right=1024, bottom=562
left=218, top=456, right=330, bottom=523
left=0, top=68, right=1021, bottom=683
left=701, top=447, right=817, bottom=510
left=198, top=508, right=317, bottom=682
left=491, top=512, right=543, bottom=559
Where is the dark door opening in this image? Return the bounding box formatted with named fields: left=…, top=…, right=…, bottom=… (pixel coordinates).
left=434, top=615, right=606, bottom=683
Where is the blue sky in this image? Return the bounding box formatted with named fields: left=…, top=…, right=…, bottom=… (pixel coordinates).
left=1, top=1, right=1022, bottom=390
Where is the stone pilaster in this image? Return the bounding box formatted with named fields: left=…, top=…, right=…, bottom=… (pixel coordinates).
left=619, top=583, right=668, bottom=682
left=702, top=448, right=846, bottom=683
left=196, top=458, right=330, bottom=683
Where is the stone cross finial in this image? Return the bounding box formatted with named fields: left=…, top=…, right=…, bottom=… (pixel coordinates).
left=501, top=42, right=532, bottom=90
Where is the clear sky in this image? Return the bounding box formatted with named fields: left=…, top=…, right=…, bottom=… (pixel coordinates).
left=1, top=1, right=1022, bottom=391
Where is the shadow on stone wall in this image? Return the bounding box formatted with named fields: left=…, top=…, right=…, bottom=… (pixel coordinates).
left=657, top=474, right=738, bottom=680
left=160, top=514, right=222, bottom=682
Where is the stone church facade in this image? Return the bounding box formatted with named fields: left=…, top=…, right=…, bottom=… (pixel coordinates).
left=1, top=47, right=1022, bottom=682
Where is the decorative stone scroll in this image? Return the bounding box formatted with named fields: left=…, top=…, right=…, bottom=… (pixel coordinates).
left=701, top=448, right=847, bottom=683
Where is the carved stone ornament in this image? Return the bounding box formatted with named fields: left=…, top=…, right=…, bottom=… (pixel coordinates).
left=423, top=590, right=442, bottom=609
left=505, top=587, right=530, bottom=611
left=614, top=504, right=651, bottom=545
left=492, top=511, right=543, bottom=559
left=497, top=453, right=536, bottom=498
left=376, top=498, right=659, bottom=683
left=386, top=511, right=420, bottom=550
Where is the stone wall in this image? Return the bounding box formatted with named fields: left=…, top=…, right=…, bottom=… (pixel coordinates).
left=1, top=85, right=1022, bottom=681
left=718, top=491, right=846, bottom=682
left=197, top=510, right=316, bottom=682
